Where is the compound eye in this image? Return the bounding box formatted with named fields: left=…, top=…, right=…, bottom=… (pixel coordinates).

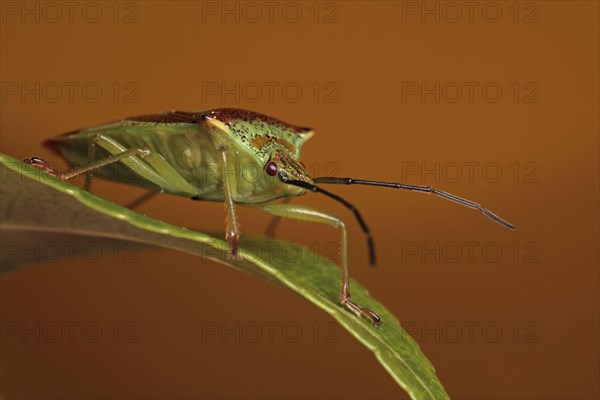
left=265, top=161, right=278, bottom=176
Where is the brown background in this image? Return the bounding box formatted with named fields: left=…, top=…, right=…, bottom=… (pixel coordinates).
left=1, top=1, right=598, bottom=399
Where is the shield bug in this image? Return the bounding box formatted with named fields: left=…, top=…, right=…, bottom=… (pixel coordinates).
left=25, top=108, right=516, bottom=328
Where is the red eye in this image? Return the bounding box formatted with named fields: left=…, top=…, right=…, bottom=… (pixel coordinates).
left=265, top=161, right=278, bottom=176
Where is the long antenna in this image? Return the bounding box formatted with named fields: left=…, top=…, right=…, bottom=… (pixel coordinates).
left=281, top=178, right=377, bottom=265
left=313, top=177, right=516, bottom=230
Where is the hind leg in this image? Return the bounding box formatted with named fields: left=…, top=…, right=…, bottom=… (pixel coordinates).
left=26, top=134, right=201, bottom=197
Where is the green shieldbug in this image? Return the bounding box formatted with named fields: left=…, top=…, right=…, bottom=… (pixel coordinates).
left=25, top=108, right=516, bottom=328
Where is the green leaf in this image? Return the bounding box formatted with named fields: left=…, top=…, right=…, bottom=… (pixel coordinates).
left=0, top=153, right=449, bottom=399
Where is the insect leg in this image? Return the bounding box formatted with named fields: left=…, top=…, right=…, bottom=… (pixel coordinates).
left=265, top=196, right=291, bottom=238
left=84, top=136, right=97, bottom=191
left=125, top=190, right=161, bottom=209
left=262, top=203, right=382, bottom=328
left=217, top=146, right=241, bottom=259
left=52, top=134, right=173, bottom=190
left=83, top=135, right=200, bottom=196
left=58, top=148, right=150, bottom=181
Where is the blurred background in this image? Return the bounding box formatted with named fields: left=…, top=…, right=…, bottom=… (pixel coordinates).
left=1, top=1, right=598, bottom=399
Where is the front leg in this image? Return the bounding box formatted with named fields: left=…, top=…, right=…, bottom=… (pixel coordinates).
left=261, top=203, right=382, bottom=328
left=217, top=145, right=241, bottom=259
